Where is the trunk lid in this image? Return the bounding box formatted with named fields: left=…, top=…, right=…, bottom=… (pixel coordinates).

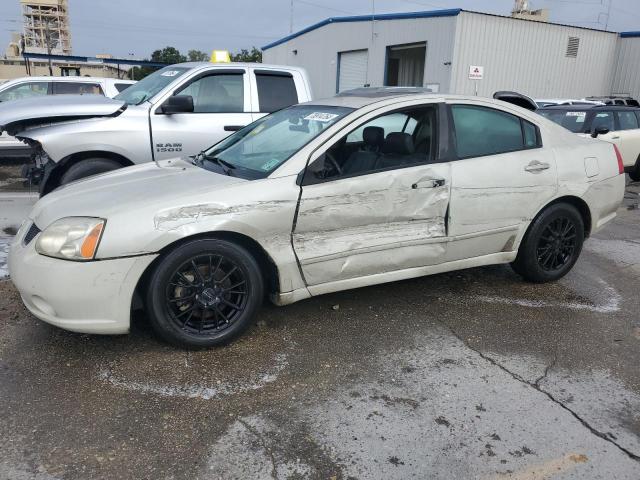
left=0, top=94, right=126, bottom=135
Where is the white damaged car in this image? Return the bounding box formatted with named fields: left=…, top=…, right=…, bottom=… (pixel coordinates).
left=9, top=88, right=626, bottom=347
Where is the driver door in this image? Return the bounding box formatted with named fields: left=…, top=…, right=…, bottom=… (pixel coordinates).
left=293, top=104, right=451, bottom=288
left=151, top=69, right=252, bottom=160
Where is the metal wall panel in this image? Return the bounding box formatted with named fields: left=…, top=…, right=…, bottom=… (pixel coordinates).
left=450, top=12, right=619, bottom=98
left=611, top=37, right=640, bottom=99
left=263, top=16, right=457, bottom=99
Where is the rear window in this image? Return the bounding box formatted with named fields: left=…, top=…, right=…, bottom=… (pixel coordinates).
left=54, top=82, right=104, bottom=95
left=114, top=83, right=132, bottom=93
left=255, top=72, right=299, bottom=113
left=538, top=110, right=588, bottom=133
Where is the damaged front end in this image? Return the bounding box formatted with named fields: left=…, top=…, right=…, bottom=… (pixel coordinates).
left=19, top=138, right=55, bottom=192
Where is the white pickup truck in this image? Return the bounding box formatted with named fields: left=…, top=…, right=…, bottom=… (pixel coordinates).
left=0, top=62, right=313, bottom=194
left=0, top=76, right=135, bottom=160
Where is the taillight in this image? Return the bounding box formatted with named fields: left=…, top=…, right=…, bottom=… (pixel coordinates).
left=613, top=144, right=624, bottom=175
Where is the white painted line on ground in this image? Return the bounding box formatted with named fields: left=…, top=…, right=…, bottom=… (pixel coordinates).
left=97, top=353, right=289, bottom=400
left=473, top=279, right=620, bottom=314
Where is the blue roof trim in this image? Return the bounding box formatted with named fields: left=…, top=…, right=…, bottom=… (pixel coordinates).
left=620, top=31, right=640, bottom=38
left=262, top=8, right=462, bottom=50
left=22, top=52, right=168, bottom=67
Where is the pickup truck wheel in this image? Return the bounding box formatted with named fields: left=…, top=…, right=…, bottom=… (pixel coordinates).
left=629, top=159, right=640, bottom=182
left=511, top=203, right=584, bottom=283
left=146, top=239, right=264, bottom=348
left=59, top=158, right=122, bottom=185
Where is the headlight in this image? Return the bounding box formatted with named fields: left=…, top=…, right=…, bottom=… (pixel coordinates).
left=35, top=217, right=105, bottom=261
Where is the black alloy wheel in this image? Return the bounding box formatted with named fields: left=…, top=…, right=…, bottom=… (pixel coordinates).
left=146, top=239, right=264, bottom=348
left=535, top=217, right=577, bottom=272
left=511, top=203, right=584, bottom=283
left=166, top=254, right=249, bottom=335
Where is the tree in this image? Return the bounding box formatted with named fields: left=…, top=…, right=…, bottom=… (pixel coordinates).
left=129, top=46, right=188, bottom=80
left=230, top=47, right=262, bottom=63
left=188, top=49, right=209, bottom=62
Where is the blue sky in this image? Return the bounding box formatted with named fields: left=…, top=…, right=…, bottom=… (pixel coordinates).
left=1, top=0, right=638, bottom=58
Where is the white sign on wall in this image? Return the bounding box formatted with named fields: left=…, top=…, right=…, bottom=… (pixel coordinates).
left=469, top=65, right=484, bottom=80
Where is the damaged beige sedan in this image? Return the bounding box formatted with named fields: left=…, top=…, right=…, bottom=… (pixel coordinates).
left=9, top=88, right=626, bottom=347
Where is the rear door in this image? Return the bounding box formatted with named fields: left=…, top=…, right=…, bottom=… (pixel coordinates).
left=151, top=68, right=252, bottom=160
left=293, top=103, right=451, bottom=287
left=447, top=103, right=557, bottom=261
left=613, top=110, right=640, bottom=168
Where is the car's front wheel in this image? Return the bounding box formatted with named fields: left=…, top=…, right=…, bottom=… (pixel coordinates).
left=146, top=239, right=264, bottom=348
left=511, top=203, right=585, bottom=283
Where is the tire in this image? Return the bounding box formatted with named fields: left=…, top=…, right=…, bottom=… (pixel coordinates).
left=511, top=203, right=584, bottom=283
left=146, top=239, right=264, bottom=348
left=629, top=158, right=640, bottom=182
left=59, top=158, right=122, bottom=186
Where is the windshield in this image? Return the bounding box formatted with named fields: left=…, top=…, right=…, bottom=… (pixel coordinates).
left=538, top=110, right=589, bottom=133
left=199, top=105, right=353, bottom=179
left=114, top=66, right=190, bottom=105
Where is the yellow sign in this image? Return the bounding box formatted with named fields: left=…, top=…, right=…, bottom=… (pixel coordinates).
left=210, top=50, right=231, bottom=63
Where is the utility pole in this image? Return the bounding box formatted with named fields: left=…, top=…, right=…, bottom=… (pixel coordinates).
left=44, top=21, right=53, bottom=76
left=605, top=0, right=613, bottom=30
left=290, top=0, right=294, bottom=33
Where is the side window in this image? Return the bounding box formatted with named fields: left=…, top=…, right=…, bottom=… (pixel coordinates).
left=628, top=99, right=640, bottom=107
left=255, top=72, right=298, bottom=113
left=307, top=106, right=437, bottom=182
left=53, top=82, right=104, bottom=95
left=346, top=113, right=417, bottom=143
left=617, top=111, right=639, bottom=130
left=451, top=105, right=531, bottom=158
left=523, top=120, right=539, bottom=147
left=614, top=99, right=625, bottom=106
left=177, top=74, right=244, bottom=113
left=0, top=82, right=49, bottom=101
left=114, top=83, right=132, bottom=93
left=591, top=111, right=615, bottom=132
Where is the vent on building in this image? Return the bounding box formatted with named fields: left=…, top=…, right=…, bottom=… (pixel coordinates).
left=566, top=36, right=580, bottom=58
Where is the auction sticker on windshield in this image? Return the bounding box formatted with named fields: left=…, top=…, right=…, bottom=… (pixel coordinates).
left=161, top=70, right=182, bottom=77
left=567, top=112, right=586, bottom=122
left=304, top=112, right=340, bottom=122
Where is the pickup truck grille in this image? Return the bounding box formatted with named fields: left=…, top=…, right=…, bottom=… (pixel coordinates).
left=23, top=223, right=41, bottom=246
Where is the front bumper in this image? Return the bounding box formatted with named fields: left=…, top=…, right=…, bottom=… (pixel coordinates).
left=9, top=226, right=157, bottom=334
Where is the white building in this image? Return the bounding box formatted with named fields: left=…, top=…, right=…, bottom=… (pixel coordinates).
left=262, top=9, right=640, bottom=101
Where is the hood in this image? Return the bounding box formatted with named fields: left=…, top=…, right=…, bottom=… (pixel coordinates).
left=0, top=94, right=126, bottom=135
left=30, top=158, right=247, bottom=229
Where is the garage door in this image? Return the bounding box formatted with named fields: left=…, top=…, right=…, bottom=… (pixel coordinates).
left=338, top=50, right=368, bottom=93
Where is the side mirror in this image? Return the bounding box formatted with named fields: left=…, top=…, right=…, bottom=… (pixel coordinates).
left=160, top=95, right=194, bottom=114
left=591, top=126, right=610, bottom=138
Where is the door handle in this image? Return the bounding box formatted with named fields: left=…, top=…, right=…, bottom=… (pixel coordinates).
left=524, top=161, right=550, bottom=173
left=412, top=178, right=445, bottom=189
left=610, top=135, right=620, bottom=139
left=224, top=125, right=246, bottom=132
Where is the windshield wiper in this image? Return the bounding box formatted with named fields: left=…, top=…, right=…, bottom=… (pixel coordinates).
left=193, top=152, right=236, bottom=176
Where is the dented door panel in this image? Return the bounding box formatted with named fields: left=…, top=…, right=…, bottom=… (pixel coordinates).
left=293, top=163, right=451, bottom=286
left=448, top=148, right=558, bottom=260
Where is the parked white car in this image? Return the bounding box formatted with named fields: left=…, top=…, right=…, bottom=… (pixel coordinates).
left=0, top=76, right=135, bottom=160
left=9, top=88, right=625, bottom=347
left=0, top=63, right=312, bottom=194
left=538, top=104, right=640, bottom=180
